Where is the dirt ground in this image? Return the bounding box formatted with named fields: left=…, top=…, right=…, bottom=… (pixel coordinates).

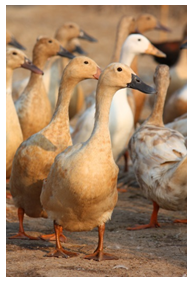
left=6, top=5, right=187, bottom=277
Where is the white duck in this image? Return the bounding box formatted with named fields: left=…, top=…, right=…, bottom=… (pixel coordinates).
left=14, top=36, right=74, bottom=141
left=72, top=34, right=165, bottom=163
left=40, top=62, right=156, bottom=261
left=6, top=47, right=43, bottom=179
left=9, top=56, right=101, bottom=241
left=128, top=65, right=187, bottom=230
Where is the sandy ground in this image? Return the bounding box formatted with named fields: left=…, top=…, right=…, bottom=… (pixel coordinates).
left=6, top=5, right=187, bottom=277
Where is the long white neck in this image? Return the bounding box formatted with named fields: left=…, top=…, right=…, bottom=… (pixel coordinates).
left=111, top=48, right=135, bottom=106
left=119, top=47, right=135, bottom=66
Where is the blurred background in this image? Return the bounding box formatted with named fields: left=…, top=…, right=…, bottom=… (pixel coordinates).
left=6, top=5, right=187, bottom=96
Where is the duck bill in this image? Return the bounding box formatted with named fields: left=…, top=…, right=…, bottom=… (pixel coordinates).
left=78, top=29, right=97, bottom=42
left=155, top=22, right=171, bottom=32
left=57, top=46, right=75, bottom=59
left=127, top=74, right=156, bottom=94
left=21, top=58, right=44, bottom=75
left=9, top=36, right=26, bottom=50
left=93, top=67, right=102, bottom=80
left=145, top=42, right=166, bottom=58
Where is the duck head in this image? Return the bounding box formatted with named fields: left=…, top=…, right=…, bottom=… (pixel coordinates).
left=35, top=36, right=75, bottom=60
left=98, top=62, right=156, bottom=94
left=122, top=33, right=166, bottom=58
left=6, top=48, right=43, bottom=74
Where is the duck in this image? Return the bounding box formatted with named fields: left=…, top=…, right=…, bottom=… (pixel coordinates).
left=9, top=56, right=101, bottom=241
left=72, top=33, right=165, bottom=167
left=127, top=64, right=187, bottom=230
left=6, top=30, right=26, bottom=50
left=12, top=22, right=96, bottom=107
left=14, top=36, right=74, bottom=141
left=40, top=62, right=156, bottom=261
left=45, top=22, right=97, bottom=112
left=6, top=47, right=43, bottom=179
left=130, top=13, right=170, bottom=126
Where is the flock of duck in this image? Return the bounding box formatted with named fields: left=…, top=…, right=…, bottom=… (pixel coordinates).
left=6, top=13, right=187, bottom=261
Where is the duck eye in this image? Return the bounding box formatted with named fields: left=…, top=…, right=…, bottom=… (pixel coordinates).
left=117, top=67, right=122, bottom=72
left=84, top=61, right=88, bottom=64
left=48, top=40, right=52, bottom=43
left=147, top=16, right=151, bottom=20
left=69, top=25, right=74, bottom=28
left=138, top=38, right=141, bottom=41
left=12, top=52, right=17, bottom=55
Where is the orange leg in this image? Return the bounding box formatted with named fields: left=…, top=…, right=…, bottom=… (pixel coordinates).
left=40, top=225, right=67, bottom=242
left=174, top=219, right=187, bottom=224
left=127, top=201, right=160, bottom=230
left=84, top=223, right=118, bottom=261
left=46, top=221, right=78, bottom=258
left=8, top=207, right=39, bottom=240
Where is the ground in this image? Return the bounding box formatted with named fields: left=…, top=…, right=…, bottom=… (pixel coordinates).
left=6, top=5, right=187, bottom=277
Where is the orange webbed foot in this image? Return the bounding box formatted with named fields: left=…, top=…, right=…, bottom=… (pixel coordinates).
left=126, top=222, right=161, bottom=230
left=46, top=248, right=78, bottom=258
left=9, top=232, right=40, bottom=240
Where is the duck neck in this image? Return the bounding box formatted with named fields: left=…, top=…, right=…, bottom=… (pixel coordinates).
left=90, top=85, right=117, bottom=142
left=119, top=47, right=135, bottom=66
left=49, top=74, right=79, bottom=132
left=146, top=84, right=167, bottom=127
left=27, top=52, right=47, bottom=87
left=111, top=18, right=133, bottom=62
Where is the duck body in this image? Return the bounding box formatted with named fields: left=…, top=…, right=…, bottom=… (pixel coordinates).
left=10, top=124, right=71, bottom=218
left=15, top=76, right=51, bottom=141
left=129, top=125, right=187, bottom=211
left=42, top=136, right=118, bottom=232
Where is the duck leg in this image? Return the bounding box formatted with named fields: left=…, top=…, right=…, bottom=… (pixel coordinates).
left=46, top=221, right=78, bottom=258
left=127, top=201, right=161, bottom=230
left=8, top=207, right=39, bottom=240
left=84, top=223, right=118, bottom=261
left=40, top=225, right=67, bottom=242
